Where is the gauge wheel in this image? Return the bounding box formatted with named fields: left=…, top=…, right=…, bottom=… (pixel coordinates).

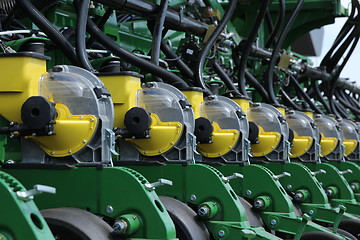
left=41, top=207, right=114, bottom=240
left=159, top=196, right=210, bottom=240
left=300, top=231, right=342, bottom=240
left=338, top=219, right=360, bottom=239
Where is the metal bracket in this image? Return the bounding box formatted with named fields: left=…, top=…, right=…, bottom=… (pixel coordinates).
left=311, top=169, right=326, bottom=176
left=273, top=172, right=291, bottom=180
left=222, top=173, right=243, bottom=183
left=293, top=214, right=311, bottom=240
left=339, top=169, right=353, bottom=175
left=144, top=179, right=173, bottom=191
left=16, top=184, right=56, bottom=202
left=332, top=205, right=346, bottom=233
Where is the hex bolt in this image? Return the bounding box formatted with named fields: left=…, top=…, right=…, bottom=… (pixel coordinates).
left=325, top=189, right=333, bottom=197
left=294, top=192, right=304, bottom=201
left=113, top=219, right=128, bottom=235
left=190, top=194, right=197, bottom=201
left=106, top=205, right=113, bottom=214
left=198, top=206, right=210, bottom=217
left=308, top=210, right=315, bottom=215
left=245, top=190, right=252, bottom=196
left=254, top=199, right=265, bottom=209
left=270, top=219, right=277, bottom=225
left=218, top=230, right=225, bottom=237
left=287, top=185, right=292, bottom=190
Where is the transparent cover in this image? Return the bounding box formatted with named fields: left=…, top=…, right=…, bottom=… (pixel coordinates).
left=314, top=115, right=339, bottom=138
left=247, top=105, right=281, bottom=133
left=39, top=72, right=99, bottom=117
left=201, top=96, right=239, bottom=129
left=137, top=87, right=182, bottom=122
left=286, top=112, right=313, bottom=137
left=341, top=119, right=358, bottom=140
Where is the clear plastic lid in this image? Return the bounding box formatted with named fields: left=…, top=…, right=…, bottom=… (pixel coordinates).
left=247, top=104, right=282, bottom=133
left=201, top=96, right=239, bottom=129
left=314, top=115, right=339, bottom=138
left=39, top=71, right=99, bottom=117
left=286, top=111, right=313, bottom=137
left=341, top=119, right=358, bottom=140
left=137, top=86, right=182, bottom=122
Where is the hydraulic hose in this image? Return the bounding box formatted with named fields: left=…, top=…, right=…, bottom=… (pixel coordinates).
left=265, top=0, right=285, bottom=48
left=87, top=7, right=114, bottom=48
left=311, top=81, right=330, bottom=114
left=194, top=0, right=237, bottom=96
left=288, top=74, right=322, bottom=114
left=17, top=0, right=79, bottom=66
left=244, top=70, right=270, bottom=103
left=86, top=17, right=189, bottom=89
left=150, top=0, right=168, bottom=66
left=160, top=39, right=194, bottom=81
left=265, top=0, right=304, bottom=105
left=75, top=0, right=94, bottom=72
left=279, top=88, right=300, bottom=110
left=213, top=60, right=241, bottom=96
left=237, top=0, right=270, bottom=97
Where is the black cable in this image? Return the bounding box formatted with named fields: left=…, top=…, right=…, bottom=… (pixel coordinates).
left=334, top=99, right=351, bottom=119
left=237, top=0, right=270, bottom=97
left=265, top=0, right=304, bottom=105
left=75, top=0, right=94, bottom=72
left=244, top=70, right=270, bottom=102
left=150, top=0, right=168, bottom=66
left=279, top=88, right=300, bottom=110
left=311, top=81, right=330, bottom=113
left=288, top=74, right=322, bottom=114
left=265, top=0, right=285, bottom=48
left=336, top=89, right=360, bottom=115
left=17, top=0, right=79, bottom=66
left=87, top=7, right=114, bottom=48
left=86, top=17, right=189, bottom=89
left=160, top=39, right=194, bottom=81
left=213, top=60, right=241, bottom=96
left=194, top=0, right=237, bottom=96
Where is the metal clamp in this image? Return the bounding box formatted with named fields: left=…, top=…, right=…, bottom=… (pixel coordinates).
left=273, top=172, right=291, bottom=180
left=16, top=184, right=56, bottom=202
left=145, top=179, right=173, bottom=191
left=339, top=169, right=353, bottom=175
left=222, top=173, right=243, bottom=183
left=311, top=169, right=327, bottom=176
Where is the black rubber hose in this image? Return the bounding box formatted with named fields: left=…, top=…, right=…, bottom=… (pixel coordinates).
left=311, top=81, right=330, bottom=114
left=279, top=88, right=300, bottom=110
left=151, top=0, right=168, bottom=66
left=75, top=0, right=94, bottom=72
left=336, top=89, right=360, bottom=114
left=334, top=99, right=351, bottom=119
left=265, top=0, right=304, bottom=105
left=244, top=70, right=270, bottom=102
left=194, top=0, right=237, bottom=96
left=17, top=0, right=79, bottom=66
left=288, top=74, right=322, bottom=114
left=87, top=7, right=114, bottom=48
left=160, top=39, right=194, bottom=81
left=213, top=60, right=241, bottom=96
left=86, top=17, right=189, bottom=89
left=237, top=0, right=270, bottom=97
left=265, top=0, right=285, bottom=48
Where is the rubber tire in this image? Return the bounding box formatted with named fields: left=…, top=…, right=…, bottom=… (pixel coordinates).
left=41, top=207, right=114, bottom=240
left=328, top=227, right=357, bottom=240
left=159, top=196, right=210, bottom=240
left=239, top=197, right=264, bottom=227
left=300, top=231, right=341, bottom=240
left=339, top=219, right=360, bottom=239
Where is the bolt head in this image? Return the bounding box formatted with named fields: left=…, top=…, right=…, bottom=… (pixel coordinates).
left=113, top=220, right=128, bottom=234
left=254, top=199, right=264, bottom=209
left=308, top=210, right=315, bottom=215
left=245, top=190, right=252, bottom=196
left=198, top=206, right=210, bottom=217
left=106, top=205, right=113, bottom=214
left=218, top=230, right=225, bottom=237
left=270, top=219, right=277, bottom=225
left=287, top=185, right=292, bottom=190
left=190, top=194, right=197, bottom=201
